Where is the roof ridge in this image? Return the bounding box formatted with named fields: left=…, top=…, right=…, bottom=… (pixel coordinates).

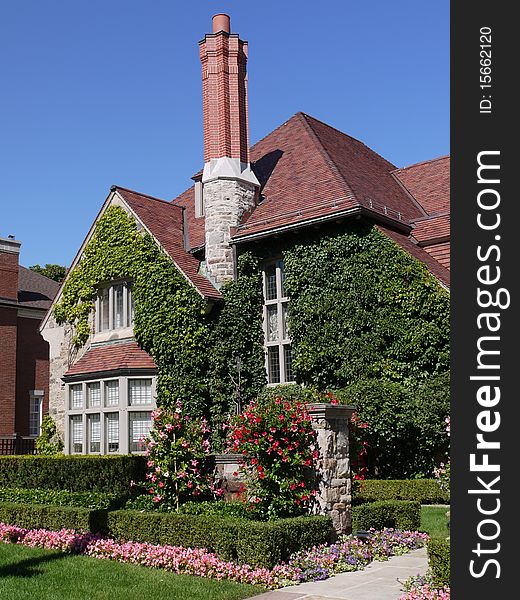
left=392, top=155, right=450, bottom=173
left=114, top=185, right=182, bottom=209
left=18, top=265, right=61, bottom=289
left=297, top=113, right=357, bottom=202
left=299, top=112, right=398, bottom=171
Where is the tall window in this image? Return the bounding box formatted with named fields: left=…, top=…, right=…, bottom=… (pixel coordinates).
left=29, top=395, right=42, bottom=437
left=262, top=260, right=294, bottom=384
left=129, top=412, right=153, bottom=453
left=96, top=282, right=134, bottom=333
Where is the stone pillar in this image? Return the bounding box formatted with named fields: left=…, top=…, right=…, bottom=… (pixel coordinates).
left=308, top=403, right=356, bottom=535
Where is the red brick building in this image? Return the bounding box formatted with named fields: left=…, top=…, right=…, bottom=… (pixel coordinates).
left=0, top=236, right=59, bottom=446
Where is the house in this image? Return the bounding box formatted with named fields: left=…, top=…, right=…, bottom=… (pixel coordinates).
left=0, top=236, right=59, bottom=451
left=41, top=14, right=450, bottom=455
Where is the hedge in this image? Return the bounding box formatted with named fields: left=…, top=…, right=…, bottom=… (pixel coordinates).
left=0, top=487, right=124, bottom=510
left=107, top=510, right=333, bottom=568
left=353, top=480, right=449, bottom=505
left=352, top=500, right=421, bottom=531
left=0, top=502, right=106, bottom=533
left=0, top=456, right=146, bottom=495
left=427, top=538, right=450, bottom=586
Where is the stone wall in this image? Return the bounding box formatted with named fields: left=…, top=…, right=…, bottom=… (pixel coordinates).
left=41, top=313, right=91, bottom=440
left=203, top=177, right=256, bottom=286
left=308, top=403, right=355, bottom=535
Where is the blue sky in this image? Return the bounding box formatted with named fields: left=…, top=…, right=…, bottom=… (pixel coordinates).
left=0, top=1, right=449, bottom=267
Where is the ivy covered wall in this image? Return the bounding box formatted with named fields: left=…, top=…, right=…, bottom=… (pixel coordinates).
left=54, top=207, right=449, bottom=457
left=280, top=221, right=450, bottom=388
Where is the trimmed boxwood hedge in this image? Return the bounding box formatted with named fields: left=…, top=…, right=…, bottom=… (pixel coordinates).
left=427, top=538, right=450, bottom=586
left=0, top=487, right=124, bottom=510
left=107, top=510, right=333, bottom=568
left=0, top=502, right=107, bottom=533
left=0, top=455, right=146, bottom=495
left=352, top=500, right=421, bottom=531
left=353, top=479, right=449, bottom=505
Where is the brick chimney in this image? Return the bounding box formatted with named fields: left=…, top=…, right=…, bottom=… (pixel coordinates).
left=199, top=14, right=259, bottom=286
left=0, top=236, right=21, bottom=300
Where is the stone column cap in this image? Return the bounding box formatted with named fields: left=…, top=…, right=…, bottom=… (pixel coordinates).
left=307, top=403, right=357, bottom=420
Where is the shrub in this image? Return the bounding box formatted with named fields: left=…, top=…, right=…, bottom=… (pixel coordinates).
left=0, top=455, right=146, bottom=495
left=427, top=539, right=450, bottom=587
left=35, top=415, right=63, bottom=455
left=107, top=509, right=333, bottom=568
left=0, top=487, right=124, bottom=510
left=353, top=480, right=449, bottom=505
left=0, top=502, right=106, bottom=533
left=335, top=374, right=449, bottom=478
left=144, top=403, right=215, bottom=510
left=177, top=500, right=254, bottom=520
left=227, top=393, right=319, bottom=519
left=352, top=500, right=421, bottom=531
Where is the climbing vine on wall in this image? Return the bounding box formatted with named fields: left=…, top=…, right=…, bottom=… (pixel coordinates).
left=281, top=221, right=450, bottom=388
left=207, top=252, right=266, bottom=450
left=53, top=205, right=210, bottom=416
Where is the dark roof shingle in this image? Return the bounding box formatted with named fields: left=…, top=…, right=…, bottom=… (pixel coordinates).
left=17, top=267, right=60, bottom=310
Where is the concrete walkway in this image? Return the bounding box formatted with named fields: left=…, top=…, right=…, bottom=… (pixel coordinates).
left=251, top=547, right=428, bottom=600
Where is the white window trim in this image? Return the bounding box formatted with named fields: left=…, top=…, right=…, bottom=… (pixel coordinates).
left=93, top=280, right=134, bottom=342
left=262, top=259, right=295, bottom=385
left=65, top=375, right=156, bottom=455
left=28, top=390, right=44, bottom=438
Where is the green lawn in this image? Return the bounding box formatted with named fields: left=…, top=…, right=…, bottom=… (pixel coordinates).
left=0, top=544, right=260, bottom=600
left=420, top=505, right=450, bottom=540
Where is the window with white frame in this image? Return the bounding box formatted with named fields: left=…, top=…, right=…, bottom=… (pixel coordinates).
left=96, top=282, right=134, bottom=333
left=28, top=394, right=42, bottom=437
left=66, top=376, right=155, bottom=455
left=262, top=259, right=294, bottom=384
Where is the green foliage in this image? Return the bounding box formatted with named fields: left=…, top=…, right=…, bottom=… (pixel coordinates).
left=207, top=252, right=266, bottom=448
left=283, top=222, right=450, bottom=387
left=177, top=500, right=254, bottom=520
left=335, top=373, right=450, bottom=478
left=227, top=393, right=319, bottom=520
left=0, top=487, right=123, bottom=510
left=427, top=538, right=451, bottom=586
left=35, top=415, right=64, bottom=455
left=353, top=480, right=449, bottom=505
left=29, top=263, right=67, bottom=282
left=107, top=509, right=332, bottom=568
left=352, top=500, right=421, bottom=531
left=0, top=501, right=107, bottom=533
left=0, top=455, right=146, bottom=495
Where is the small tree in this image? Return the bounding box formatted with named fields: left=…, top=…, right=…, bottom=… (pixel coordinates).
left=36, top=416, right=64, bottom=455
left=227, top=394, right=319, bottom=520
left=29, top=264, right=67, bottom=283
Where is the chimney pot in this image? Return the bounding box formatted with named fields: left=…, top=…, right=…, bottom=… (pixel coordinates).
left=212, top=13, right=230, bottom=33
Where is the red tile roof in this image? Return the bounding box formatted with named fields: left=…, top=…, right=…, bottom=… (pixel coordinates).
left=115, top=187, right=220, bottom=300
left=392, top=156, right=450, bottom=215
left=411, top=214, right=450, bottom=245
left=64, top=341, right=156, bottom=377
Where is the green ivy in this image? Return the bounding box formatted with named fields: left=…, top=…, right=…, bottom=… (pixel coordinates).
left=282, top=221, right=450, bottom=387
left=207, top=253, right=266, bottom=449
left=54, top=206, right=209, bottom=415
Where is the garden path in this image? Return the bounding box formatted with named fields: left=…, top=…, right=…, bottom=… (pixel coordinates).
left=251, top=547, right=428, bottom=600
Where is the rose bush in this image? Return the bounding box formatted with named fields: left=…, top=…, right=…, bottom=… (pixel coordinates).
left=227, top=394, right=319, bottom=519
left=144, top=401, right=219, bottom=509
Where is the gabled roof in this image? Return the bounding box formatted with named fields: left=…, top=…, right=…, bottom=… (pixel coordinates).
left=17, top=267, right=60, bottom=310
left=115, top=187, right=220, bottom=300
left=63, top=340, right=156, bottom=378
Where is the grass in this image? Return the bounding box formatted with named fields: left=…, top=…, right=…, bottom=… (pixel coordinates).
left=0, top=544, right=260, bottom=600
left=420, top=505, right=450, bottom=540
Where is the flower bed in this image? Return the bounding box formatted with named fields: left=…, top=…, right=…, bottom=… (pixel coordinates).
left=1, top=522, right=427, bottom=589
